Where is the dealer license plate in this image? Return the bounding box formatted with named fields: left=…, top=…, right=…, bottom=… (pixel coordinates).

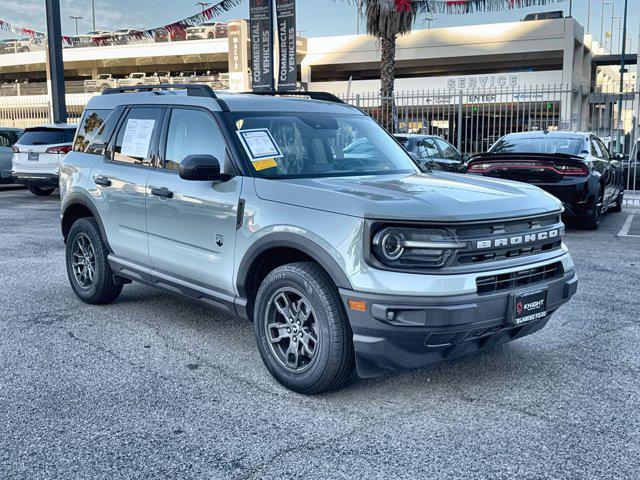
left=509, top=289, right=547, bottom=325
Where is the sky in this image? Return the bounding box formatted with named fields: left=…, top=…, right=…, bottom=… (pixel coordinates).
left=1, top=0, right=638, bottom=54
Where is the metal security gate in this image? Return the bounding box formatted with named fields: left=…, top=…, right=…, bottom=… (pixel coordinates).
left=340, top=83, right=640, bottom=203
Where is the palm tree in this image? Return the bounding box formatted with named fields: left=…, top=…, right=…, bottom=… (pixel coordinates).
left=361, top=0, right=417, bottom=130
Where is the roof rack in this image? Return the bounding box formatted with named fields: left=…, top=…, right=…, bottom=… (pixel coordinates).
left=241, top=90, right=344, bottom=104
left=102, top=84, right=218, bottom=98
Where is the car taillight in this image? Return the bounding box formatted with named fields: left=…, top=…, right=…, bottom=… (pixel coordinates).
left=46, top=145, right=72, bottom=154
left=12, top=146, right=19, bottom=153
left=555, top=164, right=589, bottom=176
left=467, top=162, right=491, bottom=173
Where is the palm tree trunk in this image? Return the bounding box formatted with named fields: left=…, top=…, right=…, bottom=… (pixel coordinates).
left=380, top=34, right=396, bottom=132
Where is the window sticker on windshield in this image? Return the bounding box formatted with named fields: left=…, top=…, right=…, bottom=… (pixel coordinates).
left=236, top=128, right=283, bottom=160
left=252, top=158, right=278, bottom=171
left=121, top=119, right=155, bottom=158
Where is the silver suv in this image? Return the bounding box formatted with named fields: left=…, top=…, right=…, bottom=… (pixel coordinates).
left=60, top=85, right=578, bottom=394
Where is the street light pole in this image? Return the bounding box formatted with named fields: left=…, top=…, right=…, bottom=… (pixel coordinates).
left=45, top=0, right=67, bottom=123
left=91, top=0, right=96, bottom=30
left=195, top=2, right=211, bottom=14
left=587, top=0, right=591, bottom=33
left=600, top=1, right=612, bottom=48
left=69, top=15, right=82, bottom=36
left=615, top=0, right=629, bottom=154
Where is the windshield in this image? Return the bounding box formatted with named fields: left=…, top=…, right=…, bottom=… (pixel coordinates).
left=490, top=136, right=583, bottom=155
left=230, top=112, right=418, bottom=178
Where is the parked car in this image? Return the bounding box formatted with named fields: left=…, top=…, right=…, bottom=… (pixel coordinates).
left=394, top=134, right=469, bottom=172
left=0, top=127, right=23, bottom=184
left=12, top=124, right=76, bottom=196
left=151, top=71, right=172, bottom=84
left=176, top=71, right=199, bottom=83
left=111, top=29, right=147, bottom=45
left=185, top=22, right=228, bottom=40
left=77, top=31, right=112, bottom=47
left=467, top=131, right=625, bottom=229
left=84, top=73, right=118, bottom=92
left=117, top=72, right=149, bottom=87
left=59, top=85, right=577, bottom=394
left=153, top=28, right=186, bottom=42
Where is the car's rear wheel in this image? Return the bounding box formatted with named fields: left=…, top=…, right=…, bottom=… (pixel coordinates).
left=66, top=217, right=122, bottom=304
left=610, top=190, right=623, bottom=212
left=580, top=188, right=604, bottom=230
left=27, top=185, right=55, bottom=196
left=253, top=262, right=354, bottom=394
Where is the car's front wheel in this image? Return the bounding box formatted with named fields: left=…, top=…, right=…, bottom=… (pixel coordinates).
left=253, top=262, right=354, bottom=394
left=66, top=217, right=122, bottom=304
left=27, top=185, right=55, bottom=196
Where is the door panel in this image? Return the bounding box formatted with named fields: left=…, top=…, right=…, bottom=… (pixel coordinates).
left=146, top=171, right=241, bottom=293
left=146, top=107, right=241, bottom=294
left=91, top=106, right=164, bottom=265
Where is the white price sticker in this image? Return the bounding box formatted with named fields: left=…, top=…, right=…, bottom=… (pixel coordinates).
left=236, top=128, right=283, bottom=160
left=120, top=119, right=156, bottom=159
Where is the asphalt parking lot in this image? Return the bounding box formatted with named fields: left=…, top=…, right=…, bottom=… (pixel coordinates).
left=1, top=188, right=639, bottom=480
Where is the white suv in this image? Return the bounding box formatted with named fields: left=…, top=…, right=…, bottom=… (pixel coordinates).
left=12, top=124, right=76, bottom=196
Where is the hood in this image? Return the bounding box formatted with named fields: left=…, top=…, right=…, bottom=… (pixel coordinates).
left=254, top=172, right=562, bottom=222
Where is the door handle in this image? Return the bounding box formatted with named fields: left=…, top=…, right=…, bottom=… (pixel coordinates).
left=94, top=175, right=111, bottom=187
left=151, top=186, right=174, bottom=199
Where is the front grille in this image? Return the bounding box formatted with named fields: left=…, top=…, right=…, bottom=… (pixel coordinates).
left=451, top=213, right=564, bottom=267
left=476, top=262, right=563, bottom=294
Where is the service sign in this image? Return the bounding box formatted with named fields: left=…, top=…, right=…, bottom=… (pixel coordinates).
left=275, top=0, right=297, bottom=91
left=249, top=0, right=274, bottom=92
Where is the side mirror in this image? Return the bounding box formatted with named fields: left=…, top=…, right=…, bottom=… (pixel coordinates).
left=613, top=152, right=625, bottom=161
left=178, top=154, right=233, bottom=181
left=461, top=153, right=471, bottom=163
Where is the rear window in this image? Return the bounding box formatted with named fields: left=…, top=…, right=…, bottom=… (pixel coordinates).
left=490, top=136, right=583, bottom=155
left=0, top=130, right=21, bottom=147
left=73, top=109, right=112, bottom=152
left=18, top=128, right=75, bottom=146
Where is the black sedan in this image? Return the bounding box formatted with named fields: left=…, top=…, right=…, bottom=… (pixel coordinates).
left=467, top=131, right=625, bottom=229
left=394, top=134, right=469, bottom=173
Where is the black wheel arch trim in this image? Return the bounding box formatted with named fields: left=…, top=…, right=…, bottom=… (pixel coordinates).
left=236, top=233, right=353, bottom=299
left=61, top=192, right=112, bottom=253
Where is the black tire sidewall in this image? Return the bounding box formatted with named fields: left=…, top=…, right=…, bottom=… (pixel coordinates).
left=66, top=218, right=118, bottom=303
left=254, top=264, right=349, bottom=393
left=27, top=185, right=55, bottom=196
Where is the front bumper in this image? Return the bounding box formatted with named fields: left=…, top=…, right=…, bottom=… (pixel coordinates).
left=13, top=173, right=59, bottom=188
left=340, top=268, right=578, bottom=378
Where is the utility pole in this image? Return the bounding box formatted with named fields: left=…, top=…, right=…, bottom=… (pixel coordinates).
left=69, top=15, right=82, bottom=36
left=612, top=16, right=620, bottom=53
left=601, top=1, right=612, bottom=48
left=196, top=2, right=211, bottom=14
left=91, top=0, right=96, bottom=30
left=615, top=0, right=628, bottom=154
left=587, top=0, right=591, bottom=33
left=45, top=0, right=67, bottom=123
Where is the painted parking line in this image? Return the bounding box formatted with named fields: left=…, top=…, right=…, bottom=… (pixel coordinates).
left=617, top=214, right=640, bottom=238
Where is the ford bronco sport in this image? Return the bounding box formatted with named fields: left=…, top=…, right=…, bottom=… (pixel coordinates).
left=60, top=85, right=578, bottom=394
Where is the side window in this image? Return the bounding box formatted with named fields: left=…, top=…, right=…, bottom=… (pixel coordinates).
left=111, top=107, right=163, bottom=167
left=591, top=138, right=603, bottom=158
left=73, top=109, right=111, bottom=152
left=0, top=131, right=17, bottom=147
left=163, top=108, right=227, bottom=171
left=417, top=138, right=440, bottom=159
left=434, top=138, right=460, bottom=160
left=596, top=138, right=611, bottom=160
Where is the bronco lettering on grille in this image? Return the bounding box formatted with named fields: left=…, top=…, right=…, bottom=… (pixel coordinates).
left=475, top=228, right=560, bottom=250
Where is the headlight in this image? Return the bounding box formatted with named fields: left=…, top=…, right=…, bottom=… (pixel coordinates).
left=371, top=226, right=467, bottom=269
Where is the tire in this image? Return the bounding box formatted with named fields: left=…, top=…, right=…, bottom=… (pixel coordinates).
left=610, top=191, right=623, bottom=213
left=66, top=217, right=122, bottom=305
left=580, top=188, right=603, bottom=230
left=27, top=185, right=55, bottom=196
left=253, top=262, right=354, bottom=394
